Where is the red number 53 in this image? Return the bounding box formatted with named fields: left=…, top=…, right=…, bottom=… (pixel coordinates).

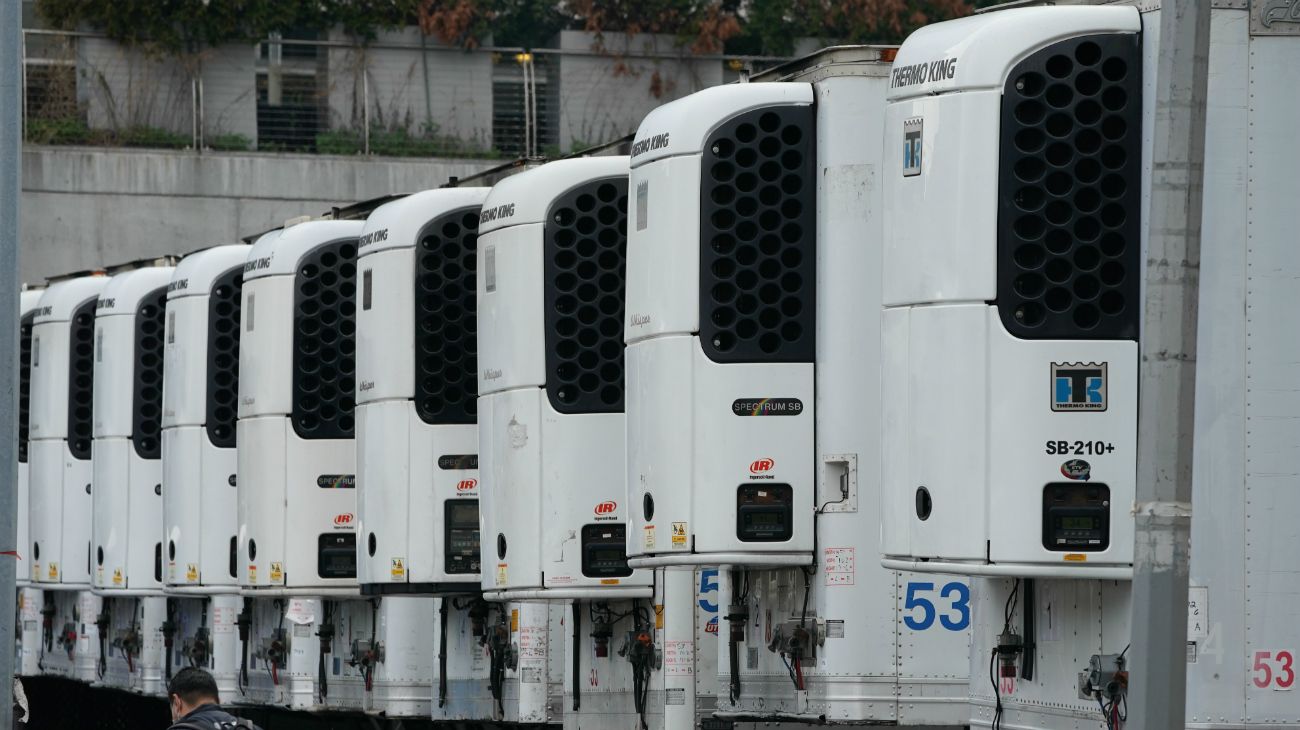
left=1252, top=650, right=1296, bottom=690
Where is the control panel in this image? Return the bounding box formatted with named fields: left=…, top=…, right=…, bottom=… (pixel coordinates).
left=580, top=524, right=633, bottom=578
left=318, top=533, right=357, bottom=579
left=736, top=484, right=794, bottom=542
left=1041, top=483, right=1110, bottom=551
left=445, top=499, right=481, bottom=575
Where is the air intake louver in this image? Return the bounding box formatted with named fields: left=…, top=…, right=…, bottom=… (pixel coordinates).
left=206, top=267, right=243, bottom=448
left=18, top=312, right=33, bottom=463
left=415, top=207, right=481, bottom=425
left=292, top=239, right=359, bottom=439
left=544, top=177, right=629, bottom=414
left=132, top=286, right=167, bottom=459
left=998, top=33, right=1142, bottom=340
left=699, top=105, right=816, bottom=364
left=67, top=298, right=96, bottom=460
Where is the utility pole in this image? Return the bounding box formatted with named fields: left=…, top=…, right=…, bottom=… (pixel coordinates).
left=1128, top=1, right=1211, bottom=727
left=0, top=0, right=23, bottom=728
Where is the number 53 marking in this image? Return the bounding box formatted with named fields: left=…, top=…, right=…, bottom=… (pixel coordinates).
left=1253, top=650, right=1296, bottom=690
left=903, top=581, right=970, bottom=631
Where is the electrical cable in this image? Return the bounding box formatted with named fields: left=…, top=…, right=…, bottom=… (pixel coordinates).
left=990, top=578, right=1021, bottom=730
left=438, top=600, right=449, bottom=708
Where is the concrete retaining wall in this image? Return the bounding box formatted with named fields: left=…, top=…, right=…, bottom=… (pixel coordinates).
left=19, top=145, right=497, bottom=283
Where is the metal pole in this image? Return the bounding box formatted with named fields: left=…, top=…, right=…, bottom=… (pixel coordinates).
left=362, top=49, right=370, bottom=155
left=1128, top=2, right=1211, bottom=727
left=0, top=0, right=24, bottom=727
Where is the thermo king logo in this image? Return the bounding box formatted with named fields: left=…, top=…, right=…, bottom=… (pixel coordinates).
left=903, top=117, right=923, bottom=177
left=334, top=513, right=354, bottom=526
left=594, top=501, right=618, bottom=520
left=749, top=458, right=774, bottom=474
left=456, top=479, right=478, bottom=492
left=1051, top=362, right=1107, bottom=412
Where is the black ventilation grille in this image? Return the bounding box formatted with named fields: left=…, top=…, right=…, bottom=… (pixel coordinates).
left=67, top=298, right=96, bottom=460
left=132, top=286, right=167, bottom=459
left=699, top=105, right=816, bottom=364
left=19, top=312, right=33, bottom=463
left=206, top=266, right=244, bottom=448
left=543, top=177, right=629, bottom=414
left=998, top=33, right=1142, bottom=340
left=292, top=239, right=359, bottom=439
left=415, top=206, right=482, bottom=425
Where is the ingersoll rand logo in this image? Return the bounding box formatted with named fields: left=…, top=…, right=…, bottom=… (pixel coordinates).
left=333, top=513, right=354, bottom=527
left=594, top=501, right=618, bottom=521
left=749, top=458, right=775, bottom=480
left=456, top=479, right=478, bottom=492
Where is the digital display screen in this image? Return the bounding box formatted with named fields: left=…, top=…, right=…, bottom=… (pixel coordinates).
left=1061, top=517, right=1096, bottom=530
left=447, top=501, right=478, bottom=526
left=589, top=547, right=626, bottom=564
left=745, top=512, right=783, bottom=526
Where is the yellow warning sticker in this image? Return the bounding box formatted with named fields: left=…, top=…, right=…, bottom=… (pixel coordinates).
left=497, top=562, right=508, bottom=586
left=655, top=604, right=664, bottom=630
left=510, top=609, right=519, bottom=633
left=112, top=568, right=123, bottom=586
left=1064, top=554, right=1088, bottom=562
left=269, top=562, right=283, bottom=583
left=600, top=578, right=621, bottom=585
left=391, top=558, right=406, bottom=581
left=48, top=562, right=58, bottom=580
left=671, top=522, right=688, bottom=548
left=643, top=526, right=655, bottom=550
left=186, top=563, right=199, bottom=583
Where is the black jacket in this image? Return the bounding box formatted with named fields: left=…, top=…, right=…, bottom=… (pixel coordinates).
left=168, top=703, right=258, bottom=730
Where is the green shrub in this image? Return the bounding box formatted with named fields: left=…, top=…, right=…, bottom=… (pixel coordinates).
left=208, top=132, right=252, bottom=151
left=118, top=126, right=191, bottom=149
left=25, top=117, right=95, bottom=145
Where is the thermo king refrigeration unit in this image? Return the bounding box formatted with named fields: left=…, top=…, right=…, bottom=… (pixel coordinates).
left=624, top=60, right=971, bottom=724
left=90, top=261, right=175, bottom=694
left=236, top=217, right=432, bottom=714
left=16, top=288, right=45, bottom=677
left=236, top=222, right=362, bottom=709
left=879, top=3, right=1300, bottom=728
left=475, top=157, right=668, bottom=729
left=28, top=274, right=110, bottom=681
left=353, top=188, right=490, bottom=720
left=879, top=4, right=1139, bottom=580
left=161, top=245, right=251, bottom=702
left=475, top=157, right=649, bottom=726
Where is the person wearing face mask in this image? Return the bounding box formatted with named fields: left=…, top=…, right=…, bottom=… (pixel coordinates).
left=166, top=667, right=259, bottom=730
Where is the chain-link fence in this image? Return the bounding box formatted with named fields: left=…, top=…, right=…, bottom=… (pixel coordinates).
left=21, top=27, right=795, bottom=158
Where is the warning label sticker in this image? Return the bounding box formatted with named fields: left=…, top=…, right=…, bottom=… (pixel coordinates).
left=672, top=522, right=688, bottom=549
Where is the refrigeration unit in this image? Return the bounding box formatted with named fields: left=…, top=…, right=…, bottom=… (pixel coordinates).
left=879, top=3, right=1300, bottom=728
left=160, top=244, right=251, bottom=703
left=473, top=157, right=644, bottom=725
left=235, top=217, right=434, bottom=715
left=16, top=288, right=45, bottom=677
left=27, top=274, right=110, bottom=681
left=624, top=52, right=970, bottom=724
left=90, top=261, right=175, bottom=694
left=233, top=221, right=364, bottom=709
left=353, top=188, right=490, bottom=720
